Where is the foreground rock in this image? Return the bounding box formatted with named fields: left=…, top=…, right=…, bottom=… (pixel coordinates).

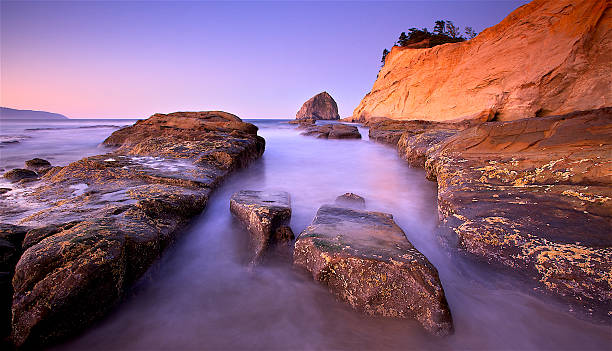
left=369, top=107, right=612, bottom=322
left=294, top=205, right=453, bottom=336
left=0, top=224, right=27, bottom=343
left=352, top=0, right=610, bottom=122
left=300, top=124, right=361, bottom=139
left=296, top=92, right=340, bottom=120
left=2, top=169, right=38, bottom=183
left=335, top=193, right=365, bottom=209
left=24, top=158, right=52, bottom=175
left=4, top=111, right=265, bottom=348
left=230, top=190, right=293, bottom=262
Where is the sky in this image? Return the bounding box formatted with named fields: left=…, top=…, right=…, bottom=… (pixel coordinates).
left=1, top=0, right=529, bottom=119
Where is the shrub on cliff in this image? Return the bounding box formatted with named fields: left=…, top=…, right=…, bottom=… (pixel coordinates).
left=381, top=20, right=477, bottom=66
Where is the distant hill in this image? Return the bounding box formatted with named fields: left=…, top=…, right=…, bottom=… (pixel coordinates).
left=0, top=107, right=69, bottom=120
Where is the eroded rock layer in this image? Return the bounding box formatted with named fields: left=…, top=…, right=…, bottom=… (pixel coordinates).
left=294, top=205, right=453, bottom=336
left=1, top=111, right=265, bottom=348
left=367, top=108, right=612, bottom=322
left=353, top=0, right=611, bottom=122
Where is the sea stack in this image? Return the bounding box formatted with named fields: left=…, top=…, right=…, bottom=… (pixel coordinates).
left=296, top=92, right=340, bottom=120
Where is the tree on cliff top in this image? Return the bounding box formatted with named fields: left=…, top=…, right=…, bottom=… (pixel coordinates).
left=445, top=21, right=460, bottom=39
left=465, top=27, right=478, bottom=39
left=433, top=20, right=446, bottom=35
left=397, top=32, right=409, bottom=46
left=381, top=48, right=390, bottom=66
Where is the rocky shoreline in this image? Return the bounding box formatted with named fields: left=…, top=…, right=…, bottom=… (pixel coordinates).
left=0, top=111, right=265, bottom=348
left=366, top=108, right=612, bottom=323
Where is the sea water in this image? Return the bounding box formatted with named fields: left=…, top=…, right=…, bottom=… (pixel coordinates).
left=1, top=119, right=608, bottom=350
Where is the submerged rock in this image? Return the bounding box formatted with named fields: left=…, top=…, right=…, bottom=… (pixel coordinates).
left=296, top=92, right=340, bottom=120
left=335, top=193, right=365, bottom=209
left=230, top=190, right=293, bottom=262
left=2, top=169, right=38, bottom=183
left=6, top=111, right=265, bottom=348
left=300, top=124, right=361, bottom=140
left=294, top=205, right=453, bottom=336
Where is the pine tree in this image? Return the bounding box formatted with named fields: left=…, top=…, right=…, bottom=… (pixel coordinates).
left=397, top=32, right=409, bottom=46
left=433, top=20, right=446, bottom=35
left=464, top=27, right=477, bottom=39
left=445, top=21, right=460, bottom=39
left=381, top=48, right=390, bottom=65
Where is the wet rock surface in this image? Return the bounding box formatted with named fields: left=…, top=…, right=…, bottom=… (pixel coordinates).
left=2, top=169, right=38, bottom=183
left=334, top=193, right=366, bottom=209
left=1, top=111, right=265, bottom=348
left=0, top=224, right=27, bottom=343
left=296, top=91, right=340, bottom=120
left=300, top=123, right=361, bottom=139
left=294, top=205, right=453, bottom=336
left=24, top=158, right=52, bottom=175
left=368, top=107, right=612, bottom=322
left=230, top=190, right=293, bottom=262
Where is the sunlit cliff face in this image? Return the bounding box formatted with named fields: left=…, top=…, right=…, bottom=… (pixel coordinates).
left=352, top=0, right=611, bottom=122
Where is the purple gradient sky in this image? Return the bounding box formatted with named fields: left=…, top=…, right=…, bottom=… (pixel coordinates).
left=1, top=0, right=529, bottom=119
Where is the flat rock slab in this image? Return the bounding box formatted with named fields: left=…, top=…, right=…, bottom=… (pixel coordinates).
left=294, top=205, right=453, bottom=336
left=300, top=124, right=361, bottom=139
left=230, top=190, right=293, bottom=262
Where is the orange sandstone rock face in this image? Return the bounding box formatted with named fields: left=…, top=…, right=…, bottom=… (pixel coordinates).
left=352, top=0, right=611, bottom=122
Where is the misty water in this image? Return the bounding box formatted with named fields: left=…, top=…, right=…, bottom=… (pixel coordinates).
left=1, top=119, right=609, bottom=350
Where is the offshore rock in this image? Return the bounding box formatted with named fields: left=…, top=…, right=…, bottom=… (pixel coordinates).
left=230, top=190, right=293, bottom=262
left=7, top=111, right=265, bottom=348
left=300, top=124, right=361, bottom=139
left=334, top=193, right=366, bottom=209
left=294, top=205, right=453, bottom=336
left=352, top=0, right=611, bottom=122
left=296, top=92, right=340, bottom=120
left=370, top=107, right=612, bottom=322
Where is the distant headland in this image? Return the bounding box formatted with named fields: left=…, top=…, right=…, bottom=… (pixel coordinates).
left=0, top=107, right=69, bottom=120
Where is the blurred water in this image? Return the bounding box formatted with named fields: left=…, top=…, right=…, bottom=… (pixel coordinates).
left=0, top=119, right=137, bottom=171
left=6, top=119, right=608, bottom=350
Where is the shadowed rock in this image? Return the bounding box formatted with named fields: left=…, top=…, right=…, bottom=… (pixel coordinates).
left=335, top=193, right=365, bottom=209
left=296, top=92, right=340, bottom=120
left=5, top=111, right=265, bottom=348
left=24, top=158, right=52, bottom=175
left=3, top=169, right=38, bottom=183
left=300, top=124, right=361, bottom=139
left=230, top=190, right=293, bottom=262
left=294, top=205, right=453, bottom=336
left=0, top=224, right=27, bottom=342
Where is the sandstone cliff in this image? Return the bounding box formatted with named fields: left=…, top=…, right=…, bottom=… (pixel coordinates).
left=296, top=92, right=340, bottom=120
left=352, top=0, right=611, bottom=122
